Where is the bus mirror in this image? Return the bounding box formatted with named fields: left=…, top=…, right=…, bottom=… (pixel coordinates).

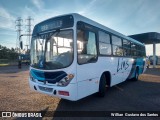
left=20, top=41, right=23, bottom=49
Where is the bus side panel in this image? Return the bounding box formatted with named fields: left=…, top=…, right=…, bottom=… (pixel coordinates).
left=107, top=57, right=139, bottom=86
left=76, top=57, right=146, bottom=100
left=127, top=57, right=146, bottom=79
left=77, top=63, right=100, bottom=100
left=76, top=57, right=131, bottom=99
left=136, top=58, right=146, bottom=75
left=108, top=57, right=130, bottom=86
left=143, top=59, right=147, bottom=73
left=76, top=57, right=116, bottom=100
left=110, top=57, right=146, bottom=85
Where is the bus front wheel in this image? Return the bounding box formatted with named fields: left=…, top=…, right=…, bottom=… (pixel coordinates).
left=97, top=74, right=106, bottom=97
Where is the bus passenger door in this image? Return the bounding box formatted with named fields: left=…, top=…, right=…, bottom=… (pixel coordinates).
left=76, top=28, right=99, bottom=99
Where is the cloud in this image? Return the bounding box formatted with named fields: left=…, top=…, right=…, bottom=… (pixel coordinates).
left=122, top=0, right=160, bottom=35
left=0, top=6, right=15, bottom=30
left=31, top=0, right=44, bottom=10
left=78, top=0, right=97, bottom=15
left=0, top=31, right=16, bottom=36
left=91, top=0, right=160, bottom=35
left=21, top=5, right=63, bottom=26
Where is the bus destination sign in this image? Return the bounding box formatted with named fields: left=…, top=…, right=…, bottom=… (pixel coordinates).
left=40, top=20, right=63, bottom=32
left=33, top=15, right=74, bottom=35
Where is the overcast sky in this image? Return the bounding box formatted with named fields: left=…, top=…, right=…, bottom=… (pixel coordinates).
left=0, top=0, right=160, bottom=55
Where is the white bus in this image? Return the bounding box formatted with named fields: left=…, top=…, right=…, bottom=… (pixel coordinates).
left=29, top=13, right=146, bottom=101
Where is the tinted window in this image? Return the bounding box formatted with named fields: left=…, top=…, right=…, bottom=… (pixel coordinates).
left=99, top=31, right=110, bottom=43
left=77, top=29, right=97, bottom=64
left=131, top=43, right=136, bottom=56
left=123, top=48, right=130, bottom=56
left=99, top=43, right=111, bottom=55
left=123, top=39, right=130, bottom=48
left=113, top=46, right=123, bottom=56
left=99, top=31, right=111, bottom=55
left=123, top=39, right=131, bottom=56
left=112, top=35, right=123, bottom=56
left=112, top=36, right=122, bottom=46
left=131, top=43, right=136, bottom=50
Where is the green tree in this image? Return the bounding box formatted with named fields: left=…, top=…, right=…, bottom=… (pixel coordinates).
left=0, top=45, right=18, bottom=60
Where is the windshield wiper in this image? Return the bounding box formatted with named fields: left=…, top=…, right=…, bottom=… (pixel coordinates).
left=42, top=29, right=60, bottom=68
left=35, top=29, right=60, bottom=69
left=46, top=29, right=60, bottom=41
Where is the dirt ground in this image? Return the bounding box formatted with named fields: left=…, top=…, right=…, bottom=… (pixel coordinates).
left=0, top=65, right=160, bottom=120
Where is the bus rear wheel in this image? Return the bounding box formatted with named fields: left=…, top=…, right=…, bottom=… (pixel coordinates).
left=97, top=74, right=106, bottom=97
left=133, top=68, right=139, bottom=81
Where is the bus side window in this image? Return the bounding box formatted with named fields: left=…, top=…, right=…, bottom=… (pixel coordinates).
left=77, top=29, right=97, bottom=64
left=123, top=39, right=131, bottom=56
left=112, top=35, right=123, bottom=56
left=131, top=42, right=136, bottom=56
left=77, top=29, right=85, bottom=54
left=136, top=45, right=141, bottom=57
left=99, top=31, right=111, bottom=55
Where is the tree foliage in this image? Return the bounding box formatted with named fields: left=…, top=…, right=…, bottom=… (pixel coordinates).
left=0, top=45, right=18, bottom=60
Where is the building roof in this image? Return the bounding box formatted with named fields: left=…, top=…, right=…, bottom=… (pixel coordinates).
left=129, top=32, right=160, bottom=44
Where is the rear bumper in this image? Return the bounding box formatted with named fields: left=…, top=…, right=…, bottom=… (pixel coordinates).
left=29, top=78, right=78, bottom=101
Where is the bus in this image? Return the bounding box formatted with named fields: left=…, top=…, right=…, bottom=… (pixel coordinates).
left=29, top=13, right=146, bottom=101
left=19, top=54, right=30, bottom=65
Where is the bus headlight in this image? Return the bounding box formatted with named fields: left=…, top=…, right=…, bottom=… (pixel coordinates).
left=30, top=73, right=36, bottom=82
left=57, top=74, right=74, bottom=87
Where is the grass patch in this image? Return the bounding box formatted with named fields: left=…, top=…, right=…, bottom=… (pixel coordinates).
left=0, top=64, right=9, bottom=66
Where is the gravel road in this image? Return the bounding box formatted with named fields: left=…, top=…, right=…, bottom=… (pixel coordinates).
left=0, top=65, right=160, bottom=120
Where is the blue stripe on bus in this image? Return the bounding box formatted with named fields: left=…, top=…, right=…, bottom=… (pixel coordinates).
left=127, top=59, right=136, bottom=79
left=30, top=69, right=67, bottom=83
left=30, top=69, right=45, bottom=80
left=127, top=58, right=145, bottom=79
left=136, top=58, right=145, bottom=75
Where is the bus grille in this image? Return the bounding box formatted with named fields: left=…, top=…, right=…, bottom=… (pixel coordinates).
left=38, top=80, right=56, bottom=84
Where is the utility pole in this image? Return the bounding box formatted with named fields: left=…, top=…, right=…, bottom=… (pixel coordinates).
left=25, top=16, right=33, bottom=50
left=15, top=17, right=23, bottom=68
left=15, top=17, right=23, bottom=51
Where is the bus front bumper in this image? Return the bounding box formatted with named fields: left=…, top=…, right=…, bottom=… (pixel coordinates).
left=29, top=78, right=78, bottom=101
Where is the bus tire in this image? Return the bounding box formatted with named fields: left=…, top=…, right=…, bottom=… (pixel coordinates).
left=97, top=74, right=106, bottom=97
left=133, top=68, right=139, bottom=81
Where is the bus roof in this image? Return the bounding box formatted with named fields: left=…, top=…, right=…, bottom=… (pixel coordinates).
left=34, top=13, right=144, bottom=46
left=71, top=13, right=144, bottom=46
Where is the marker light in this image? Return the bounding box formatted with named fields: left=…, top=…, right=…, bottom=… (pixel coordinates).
left=58, top=91, right=69, bottom=96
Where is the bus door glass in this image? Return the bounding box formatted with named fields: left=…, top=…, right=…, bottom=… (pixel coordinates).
left=76, top=22, right=99, bottom=99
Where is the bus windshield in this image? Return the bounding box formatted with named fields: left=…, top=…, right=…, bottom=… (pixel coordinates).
left=30, top=29, right=73, bottom=70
